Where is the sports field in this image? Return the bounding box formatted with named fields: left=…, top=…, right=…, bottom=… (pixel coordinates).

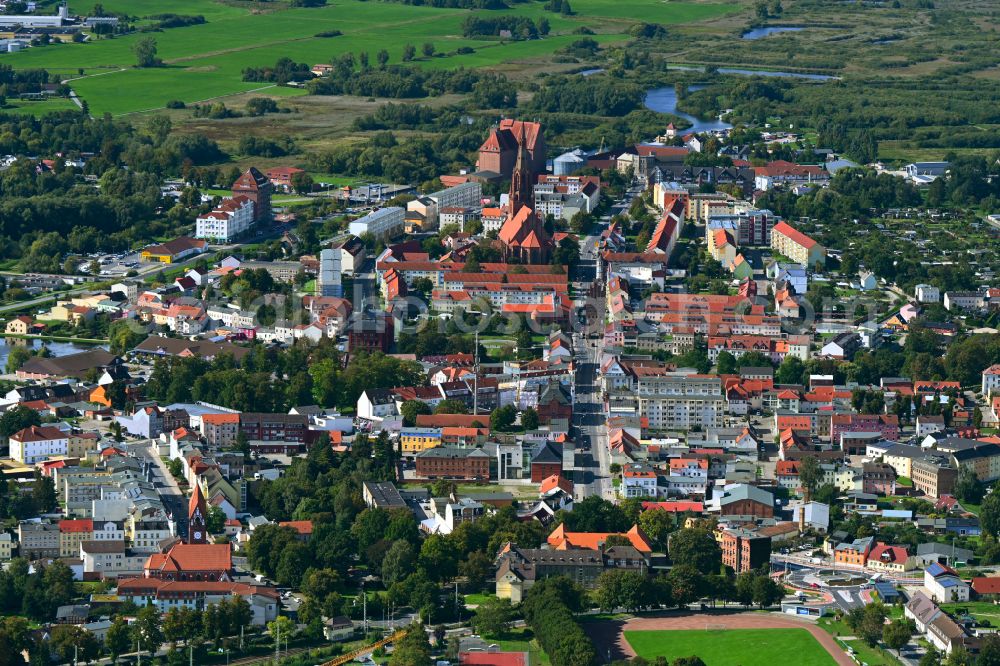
left=624, top=628, right=839, bottom=666
left=1, top=0, right=739, bottom=115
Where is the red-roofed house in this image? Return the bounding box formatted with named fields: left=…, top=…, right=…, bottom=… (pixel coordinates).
left=278, top=520, right=313, bottom=541
left=867, top=542, right=915, bottom=572
left=972, top=577, right=1000, bottom=599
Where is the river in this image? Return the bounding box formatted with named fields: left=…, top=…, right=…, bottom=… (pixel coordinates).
left=644, top=66, right=838, bottom=131
left=0, top=338, right=108, bottom=373
left=643, top=86, right=733, bottom=134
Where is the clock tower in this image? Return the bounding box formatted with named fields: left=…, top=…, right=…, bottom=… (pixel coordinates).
left=187, top=484, right=208, bottom=545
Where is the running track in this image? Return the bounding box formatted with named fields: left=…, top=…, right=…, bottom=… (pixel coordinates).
left=588, top=612, right=854, bottom=666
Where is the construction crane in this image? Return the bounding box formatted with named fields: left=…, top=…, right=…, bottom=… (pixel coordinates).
left=319, top=628, right=408, bottom=666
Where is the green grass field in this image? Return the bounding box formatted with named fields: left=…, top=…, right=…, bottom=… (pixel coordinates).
left=624, top=629, right=839, bottom=666
left=3, top=0, right=738, bottom=115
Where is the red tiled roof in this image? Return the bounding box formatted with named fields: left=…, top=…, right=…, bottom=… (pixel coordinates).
left=278, top=520, right=313, bottom=535
left=641, top=501, right=704, bottom=513
left=12, top=424, right=65, bottom=442
left=60, top=519, right=93, bottom=533
left=972, top=577, right=1000, bottom=595
left=145, top=543, right=232, bottom=573
left=772, top=221, right=817, bottom=250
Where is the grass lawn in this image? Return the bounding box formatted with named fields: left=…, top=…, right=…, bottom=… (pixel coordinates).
left=897, top=476, right=913, bottom=487
left=842, top=639, right=901, bottom=666
left=624, top=629, right=838, bottom=666
left=2, top=97, right=80, bottom=114
left=941, top=601, right=1000, bottom=624
left=463, top=592, right=496, bottom=607
left=486, top=628, right=551, bottom=666
left=1, top=0, right=738, bottom=115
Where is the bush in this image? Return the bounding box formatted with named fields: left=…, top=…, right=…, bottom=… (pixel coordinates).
left=165, top=99, right=185, bottom=109
left=315, top=30, right=342, bottom=37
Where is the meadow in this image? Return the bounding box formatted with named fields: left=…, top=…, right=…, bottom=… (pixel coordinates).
left=3, top=0, right=739, bottom=115
left=624, top=628, right=840, bottom=666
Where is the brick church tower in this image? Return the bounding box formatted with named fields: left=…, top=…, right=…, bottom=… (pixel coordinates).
left=187, top=484, right=208, bottom=545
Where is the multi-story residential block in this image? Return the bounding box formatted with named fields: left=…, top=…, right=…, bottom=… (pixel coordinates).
left=201, top=413, right=240, bottom=448
left=628, top=372, right=725, bottom=432
left=944, top=291, right=986, bottom=311
left=10, top=425, right=68, bottom=464
left=771, top=221, right=825, bottom=268
left=911, top=456, right=958, bottom=498
left=706, top=208, right=776, bottom=247
left=59, top=519, right=94, bottom=557
left=81, top=541, right=147, bottom=577
left=18, top=521, right=59, bottom=559
left=195, top=196, right=255, bottom=243
left=238, top=413, right=308, bottom=455
left=348, top=207, right=405, bottom=241
left=983, top=364, right=1000, bottom=396
left=915, top=284, right=940, bottom=303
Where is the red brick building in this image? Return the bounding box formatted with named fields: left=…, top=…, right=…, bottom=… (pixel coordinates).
left=347, top=314, right=394, bottom=354
left=415, top=447, right=490, bottom=481
left=536, top=381, right=572, bottom=425
left=529, top=441, right=563, bottom=483
left=831, top=414, right=900, bottom=450
left=714, top=484, right=774, bottom=518
left=719, top=528, right=771, bottom=573
left=477, top=119, right=546, bottom=178
left=144, top=542, right=233, bottom=582
left=232, top=167, right=272, bottom=223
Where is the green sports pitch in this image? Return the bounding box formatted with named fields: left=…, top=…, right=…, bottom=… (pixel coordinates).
left=624, top=628, right=840, bottom=666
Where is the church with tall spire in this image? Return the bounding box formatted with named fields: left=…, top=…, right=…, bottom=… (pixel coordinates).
left=497, top=123, right=552, bottom=264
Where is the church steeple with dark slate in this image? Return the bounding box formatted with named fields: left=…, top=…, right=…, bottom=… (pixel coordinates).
left=509, top=122, right=533, bottom=215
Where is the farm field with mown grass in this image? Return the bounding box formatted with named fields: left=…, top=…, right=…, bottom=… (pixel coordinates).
left=2, top=0, right=738, bottom=116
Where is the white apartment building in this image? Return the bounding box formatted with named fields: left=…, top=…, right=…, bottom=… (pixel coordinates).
left=206, top=304, right=257, bottom=329
left=349, top=207, right=405, bottom=241
left=195, top=196, right=255, bottom=243
left=10, top=425, right=68, bottom=464
left=429, top=181, right=482, bottom=210
left=915, top=284, right=940, bottom=303
left=633, top=373, right=725, bottom=431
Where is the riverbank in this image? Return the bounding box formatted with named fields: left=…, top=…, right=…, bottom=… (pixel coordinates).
left=0, top=333, right=109, bottom=345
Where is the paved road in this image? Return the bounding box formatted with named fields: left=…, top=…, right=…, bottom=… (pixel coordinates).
left=139, top=440, right=188, bottom=536
left=570, top=223, right=613, bottom=501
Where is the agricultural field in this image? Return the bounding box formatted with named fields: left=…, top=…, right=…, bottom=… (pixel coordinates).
left=3, top=0, right=739, bottom=116
left=624, top=628, right=840, bottom=666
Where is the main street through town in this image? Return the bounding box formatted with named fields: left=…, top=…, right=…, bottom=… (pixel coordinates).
left=570, top=203, right=625, bottom=500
